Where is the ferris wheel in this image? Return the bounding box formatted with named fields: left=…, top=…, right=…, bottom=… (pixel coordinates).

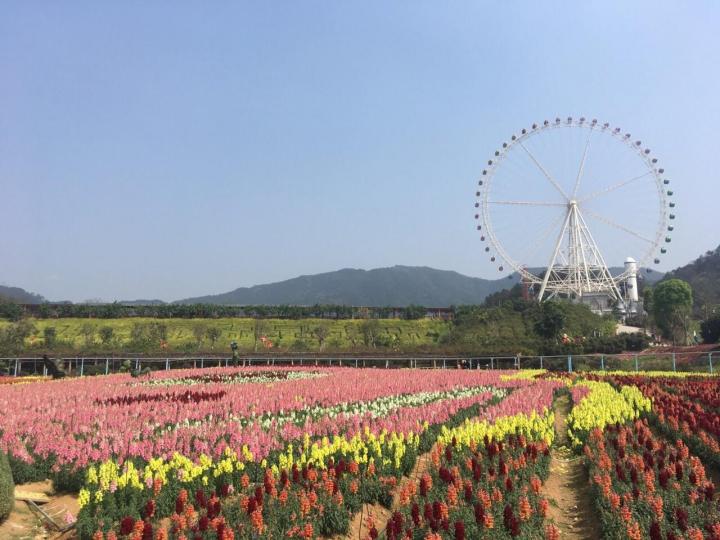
left=474, top=116, right=675, bottom=306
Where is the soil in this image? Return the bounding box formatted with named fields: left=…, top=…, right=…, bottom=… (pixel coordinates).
left=540, top=393, right=599, bottom=539
left=0, top=480, right=79, bottom=540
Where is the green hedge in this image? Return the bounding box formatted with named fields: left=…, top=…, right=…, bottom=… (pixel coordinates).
left=0, top=450, right=14, bottom=522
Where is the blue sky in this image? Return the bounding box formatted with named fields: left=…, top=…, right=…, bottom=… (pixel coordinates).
left=2, top=2, right=719, bottom=302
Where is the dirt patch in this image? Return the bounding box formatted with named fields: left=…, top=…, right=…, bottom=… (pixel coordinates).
left=328, top=449, right=434, bottom=539
left=540, top=393, right=599, bottom=540
left=0, top=481, right=79, bottom=540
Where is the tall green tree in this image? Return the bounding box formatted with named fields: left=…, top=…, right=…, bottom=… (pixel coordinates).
left=700, top=312, right=720, bottom=343
left=652, top=279, right=693, bottom=344
left=533, top=302, right=567, bottom=341
left=43, top=326, right=57, bottom=349
left=312, top=324, right=330, bottom=350
left=205, top=327, right=222, bottom=350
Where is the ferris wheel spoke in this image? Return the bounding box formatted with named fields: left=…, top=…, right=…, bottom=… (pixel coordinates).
left=488, top=200, right=565, bottom=206
left=524, top=212, right=568, bottom=262
left=518, top=141, right=569, bottom=200
left=571, top=133, right=592, bottom=199
left=581, top=208, right=655, bottom=244
left=579, top=171, right=653, bottom=203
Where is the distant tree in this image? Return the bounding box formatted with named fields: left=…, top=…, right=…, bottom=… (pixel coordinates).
left=81, top=323, right=95, bottom=348
left=43, top=326, right=57, bottom=349
left=192, top=324, right=207, bottom=349
left=403, top=305, right=426, bottom=320
left=99, top=326, right=114, bottom=345
left=344, top=323, right=360, bottom=347
left=700, top=313, right=720, bottom=344
left=130, top=323, right=147, bottom=344
left=253, top=319, right=268, bottom=352
left=148, top=322, right=168, bottom=342
left=533, top=302, right=567, bottom=341
left=312, top=324, right=330, bottom=350
left=205, top=327, right=222, bottom=350
left=652, top=279, right=693, bottom=344
left=0, top=300, right=22, bottom=322
left=0, top=320, right=36, bottom=355
left=360, top=319, right=381, bottom=348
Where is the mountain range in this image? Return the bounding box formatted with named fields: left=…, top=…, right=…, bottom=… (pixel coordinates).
left=175, top=265, right=664, bottom=306
left=5, top=249, right=715, bottom=308
left=175, top=266, right=521, bottom=306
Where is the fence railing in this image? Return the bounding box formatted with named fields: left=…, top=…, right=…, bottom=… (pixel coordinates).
left=1, top=351, right=716, bottom=377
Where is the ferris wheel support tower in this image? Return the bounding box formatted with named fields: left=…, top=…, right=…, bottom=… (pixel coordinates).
left=537, top=199, right=624, bottom=303
left=475, top=116, right=675, bottom=313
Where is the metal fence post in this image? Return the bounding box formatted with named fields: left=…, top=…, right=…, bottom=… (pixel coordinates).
left=567, top=355, right=573, bottom=373
left=200, top=357, right=204, bottom=368
left=105, top=358, right=109, bottom=375
left=539, top=356, right=543, bottom=369
left=709, top=353, right=714, bottom=374
left=165, top=358, right=170, bottom=370
left=14, top=358, right=19, bottom=377
left=672, top=352, right=676, bottom=372
left=600, top=355, right=605, bottom=371
left=80, top=357, right=85, bottom=377
left=634, top=354, right=638, bottom=372
left=442, top=358, right=446, bottom=369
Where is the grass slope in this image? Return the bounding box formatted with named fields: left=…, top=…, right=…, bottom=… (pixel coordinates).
left=0, top=317, right=450, bottom=354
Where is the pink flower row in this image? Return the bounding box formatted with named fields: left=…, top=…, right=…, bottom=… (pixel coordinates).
left=0, top=367, right=532, bottom=468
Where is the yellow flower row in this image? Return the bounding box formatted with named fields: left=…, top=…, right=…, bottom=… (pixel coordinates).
left=499, top=370, right=547, bottom=381
left=79, top=430, right=420, bottom=508
left=566, top=381, right=651, bottom=447
left=437, top=409, right=555, bottom=448
left=589, top=370, right=719, bottom=378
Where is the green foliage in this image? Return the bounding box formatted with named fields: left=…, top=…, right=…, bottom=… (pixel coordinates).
left=652, top=279, right=693, bottom=343
left=403, top=304, right=426, bottom=320
left=663, top=244, right=720, bottom=311
left=312, top=323, right=330, bottom=350
left=0, top=300, right=23, bottom=322
left=81, top=323, right=95, bottom=348
left=0, top=319, right=36, bottom=355
left=0, top=450, right=14, bottom=522
left=700, top=312, right=720, bottom=343
left=445, top=300, right=617, bottom=355
left=0, top=317, right=449, bottom=354
left=98, top=326, right=114, bottom=345
left=533, top=301, right=567, bottom=340
left=43, top=326, right=57, bottom=348
left=359, top=319, right=381, bottom=348
left=205, top=326, right=222, bottom=349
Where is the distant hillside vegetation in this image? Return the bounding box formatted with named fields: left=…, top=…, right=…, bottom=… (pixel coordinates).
left=0, top=285, right=45, bottom=304
left=663, top=244, right=720, bottom=309
left=177, top=265, right=663, bottom=307
left=176, top=266, right=518, bottom=306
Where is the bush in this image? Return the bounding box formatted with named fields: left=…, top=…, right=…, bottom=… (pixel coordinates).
left=0, top=450, right=14, bottom=522
left=700, top=313, right=720, bottom=343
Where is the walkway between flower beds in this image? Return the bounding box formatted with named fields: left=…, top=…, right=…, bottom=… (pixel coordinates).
left=540, top=393, right=598, bottom=539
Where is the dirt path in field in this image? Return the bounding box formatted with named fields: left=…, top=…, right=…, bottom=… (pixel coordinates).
left=540, top=393, right=598, bottom=539
left=331, top=451, right=433, bottom=539
left=0, top=481, right=78, bottom=540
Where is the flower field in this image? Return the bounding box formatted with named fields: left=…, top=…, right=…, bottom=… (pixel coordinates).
left=0, top=367, right=718, bottom=539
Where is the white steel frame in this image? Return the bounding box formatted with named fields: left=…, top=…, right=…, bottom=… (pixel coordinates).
left=475, top=117, right=672, bottom=304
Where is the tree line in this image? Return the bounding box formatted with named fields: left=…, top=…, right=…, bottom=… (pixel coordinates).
left=0, top=302, right=433, bottom=321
